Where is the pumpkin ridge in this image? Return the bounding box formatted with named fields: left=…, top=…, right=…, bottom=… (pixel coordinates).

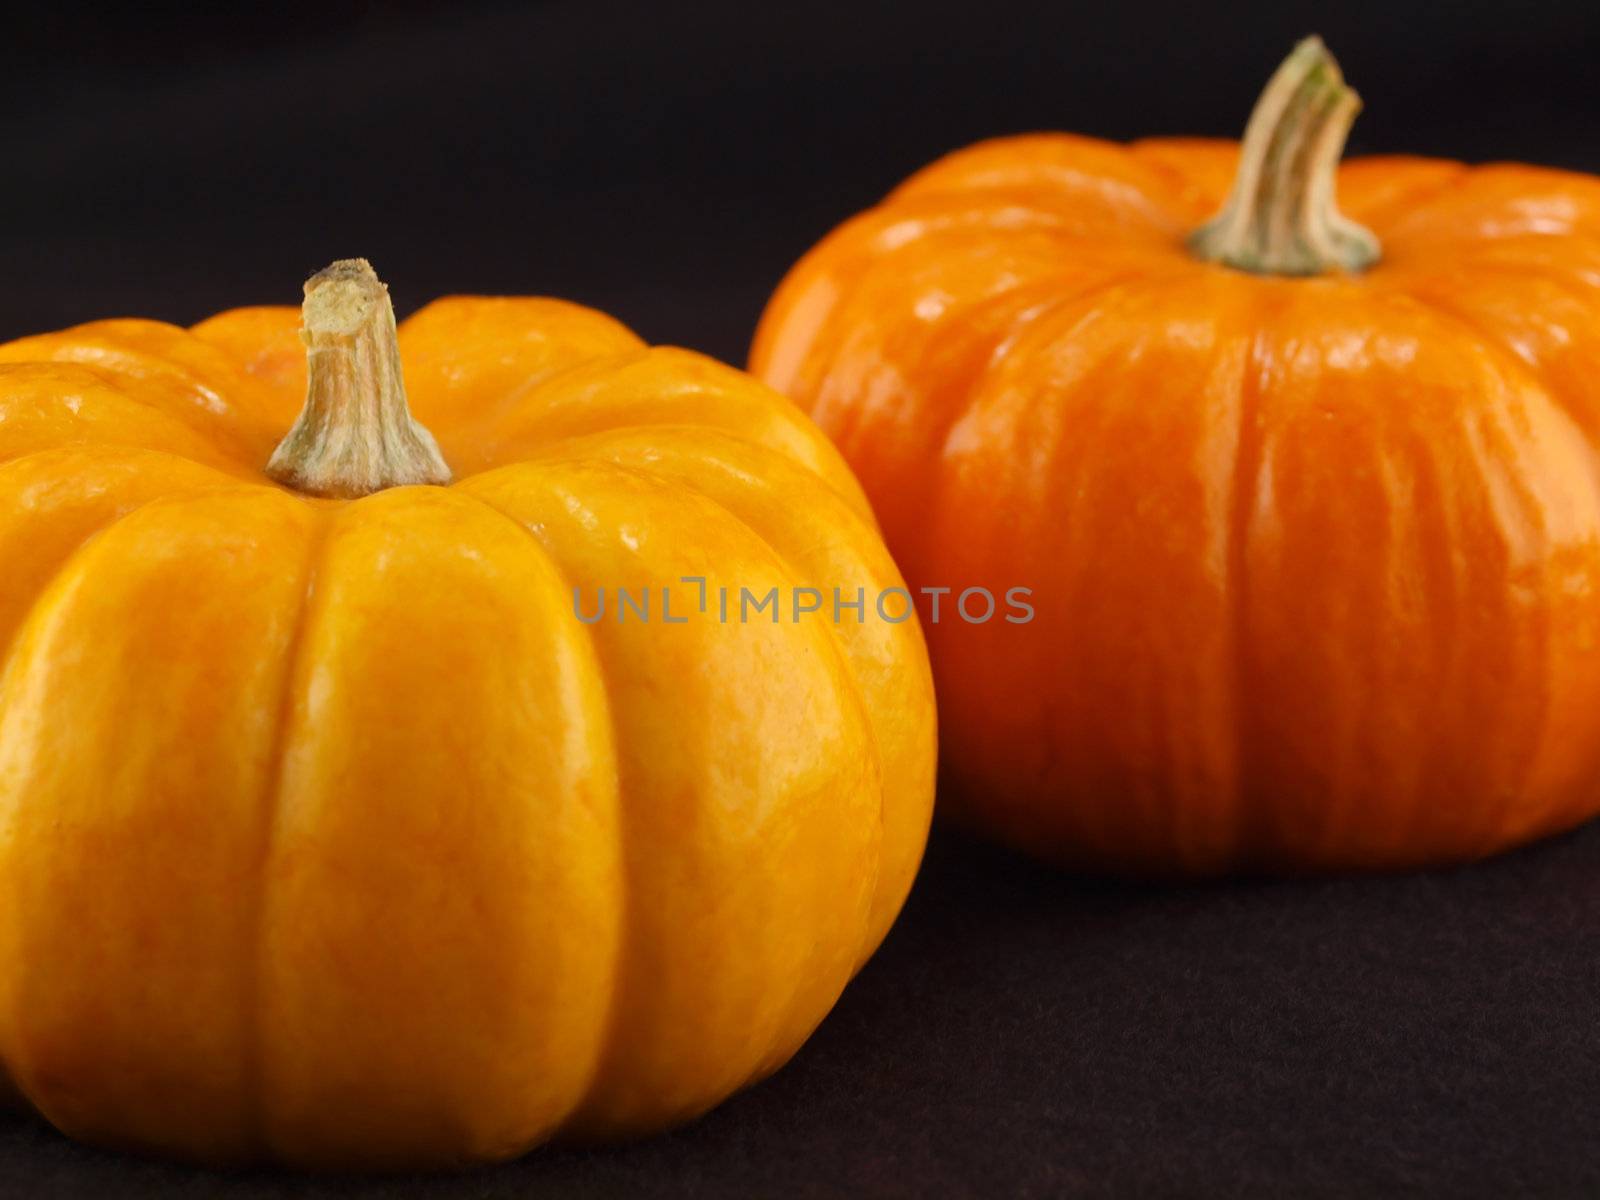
left=449, top=486, right=628, bottom=1140
left=0, top=442, right=252, bottom=485
left=610, top=467, right=885, bottom=1074
left=816, top=264, right=1183, bottom=571
left=0, top=325, right=281, bottom=461
left=912, top=270, right=1155, bottom=529
left=0, top=361, right=184, bottom=431
left=908, top=268, right=1201, bottom=594
left=1429, top=232, right=1600, bottom=287
left=449, top=339, right=877, bottom=523
left=0, top=364, right=263, bottom=477
left=231, top=485, right=631, bottom=1162
left=472, top=419, right=878, bottom=532
left=0, top=487, right=321, bottom=1151
left=1374, top=162, right=1600, bottom=246
left=1382, top=286, right=1600, bottom=524
left=463, top=458, right=884, bottom=1135
left=1245, top=287, right=1600, bottom=866
left=758, top=195, right=1173, bottom=400
left=936, top=268, right=1187, bottom=456
left=796, top=214, right=1152, bottom=401
left=0, top=480, right=275, bottom=695
left=1381, top=237, right=1600, bottom=444
left=1363, top=299, right=1600, bottom=853
left=1126, top=138, right=1231, bottom=220
left=394, top=297, right=646, bottom=444
left=466, top=450, right=893, bottom=951
left=451, top=486, right=624, bottom=1139
left=241, top=505, right=331, bottom=1160
left=1224, top=297, right=1275, bottom=872
left=921, top=270, right=1264, bottom=870
left=0, top=448, right=271, bottom=679
left=885, top=133, right=1192, bottom=235
left=881, top=189, right=1178, bottom=239
left=441, top=347, right=655, bottom=469
left=1382, top=285, right=1600, bottom=480
left=643, top=348, right=879, bottom=514
left=1416, top=362, right=1559, bottom=858
left=562, top=436, right=893, bottom=968
left=1342, top=162, right=1471, bottom=234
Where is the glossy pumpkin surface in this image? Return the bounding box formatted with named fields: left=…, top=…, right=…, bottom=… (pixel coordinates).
left=752, top=44, right=1600, bottom=875
left=0, top=280, right=936, bottom=1167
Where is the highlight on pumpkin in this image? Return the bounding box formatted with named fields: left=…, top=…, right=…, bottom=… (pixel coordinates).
left=265, top=258, right=453, bottom=498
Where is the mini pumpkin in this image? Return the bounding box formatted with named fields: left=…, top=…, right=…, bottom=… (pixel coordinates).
left=0, top=260, right=936, bottom=1167
left=752, top=38, right=1600, bottom=874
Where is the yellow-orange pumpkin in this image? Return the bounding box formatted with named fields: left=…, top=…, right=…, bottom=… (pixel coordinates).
left=0, top=260, right=935, bottom=1167
left=753, top=38, right=1600, bottom=874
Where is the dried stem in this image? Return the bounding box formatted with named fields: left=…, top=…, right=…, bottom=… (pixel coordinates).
left=266, top=259, right=452, bottom=498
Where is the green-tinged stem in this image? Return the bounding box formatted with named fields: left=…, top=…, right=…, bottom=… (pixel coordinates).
left=1188, top=37, right=1379, bottom=276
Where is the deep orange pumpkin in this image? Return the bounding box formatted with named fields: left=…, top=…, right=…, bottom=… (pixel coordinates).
left=753, top=38, right=1600, bottom=873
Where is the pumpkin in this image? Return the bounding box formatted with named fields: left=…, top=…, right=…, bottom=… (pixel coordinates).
left=752, top=37, right=1600, bottom=875
left=0, top=260, right=936, bottom=1167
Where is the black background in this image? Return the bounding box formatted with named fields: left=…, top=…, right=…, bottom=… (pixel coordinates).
left=4, top=1, right=1600, bottom=1196
left=5, top=0, right=1600, bottom=359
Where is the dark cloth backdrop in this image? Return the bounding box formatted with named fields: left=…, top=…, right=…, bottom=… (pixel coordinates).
left=2, top=1, right=1599, bottom=1195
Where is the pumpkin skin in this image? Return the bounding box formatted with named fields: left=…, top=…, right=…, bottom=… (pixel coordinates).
left=752, top=61, right=1600, bottom=874
left=0, top=286, right=936, bottom=1167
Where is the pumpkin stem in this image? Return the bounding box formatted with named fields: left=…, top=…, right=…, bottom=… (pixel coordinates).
left=1188, top=37, right=1379, bottom=276
left=266, top=259, right=452, bottom=498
